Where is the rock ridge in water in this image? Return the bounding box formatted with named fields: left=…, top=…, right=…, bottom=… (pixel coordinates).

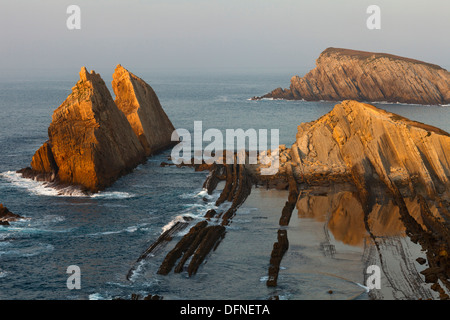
left=0, top=204, right=24, bottom=226
left=254, top=47, right=450, bottom=105
left=19, top=66, right=176, bottom=193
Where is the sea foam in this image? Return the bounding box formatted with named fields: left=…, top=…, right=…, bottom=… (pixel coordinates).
left=0, top=171, right=135, bottom=199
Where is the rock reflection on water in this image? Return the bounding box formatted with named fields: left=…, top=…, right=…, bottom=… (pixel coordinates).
left=284, top=186, right=440, bottom=300
left=296, top=187, right=425, bottom=247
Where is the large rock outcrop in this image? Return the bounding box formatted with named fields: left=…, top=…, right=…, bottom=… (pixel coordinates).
left=19, top=66, right=176, bottom=193
left=253, top=47, right=450, bottom=105
left=285, top=100, right=450, bottom=201
left=112, top=65, right=177, bottom=156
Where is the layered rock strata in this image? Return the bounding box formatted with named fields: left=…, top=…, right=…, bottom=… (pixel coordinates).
left=19, top=66, right=176, bottom=193
left=128, top=160, right=253, bottom=279
left=253, top=47, right=450, bottom=105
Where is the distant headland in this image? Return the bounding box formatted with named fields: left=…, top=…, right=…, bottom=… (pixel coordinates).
left=251, top=47, right=450, bottom=105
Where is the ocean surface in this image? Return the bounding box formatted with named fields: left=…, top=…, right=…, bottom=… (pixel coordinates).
left=0, top=70, right=449, bottom=300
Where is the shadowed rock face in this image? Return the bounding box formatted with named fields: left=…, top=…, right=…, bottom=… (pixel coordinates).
left=112, top=65, right=177, bottom=156
left=19, top=66, right=176, bottom=193
left=254, top=47, right=450, bottom=105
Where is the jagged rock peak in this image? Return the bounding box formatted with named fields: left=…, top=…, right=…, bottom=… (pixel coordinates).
left=20, top=66, right=148, bottom=193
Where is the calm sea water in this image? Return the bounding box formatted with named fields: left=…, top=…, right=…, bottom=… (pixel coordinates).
left=0, top=70, right=449, bottom=300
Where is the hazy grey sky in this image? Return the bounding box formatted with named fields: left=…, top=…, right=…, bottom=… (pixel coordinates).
left=0, top=0, right=449, bottom=78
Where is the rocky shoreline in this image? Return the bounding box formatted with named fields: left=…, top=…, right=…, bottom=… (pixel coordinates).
left=129, top=100, right=450, bottom=299
left=7, top=60, right=448, bottom=299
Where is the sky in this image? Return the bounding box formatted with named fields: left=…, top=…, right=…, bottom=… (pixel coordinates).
left=0, top=0, right=449, bottom=79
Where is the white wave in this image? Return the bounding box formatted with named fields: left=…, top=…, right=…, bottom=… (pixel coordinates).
left=87, top=230, right=123, bottom=236
left=88, top=293, right=106, bottom=300
left=85, top=224, right=147, bottom=237
left=370, top=100, right=440, bottom=107
left=91, top=191, right=135, bottom=199
left=1, top=171, right=135, bottom=199
left=179, top=192, right=201, bottom=199
left=126, top=226, right=138, bottom=233
left=179, top=188, right=213, bottom=200
left=0, top=270, right=8, bottom=278
left=161, top=215, right=187, bottom=234
left=127, top=260, right=145, bottom=283
left=196, top=189, right=208, bottom=197
left=0, top=171, right=86, bottom=197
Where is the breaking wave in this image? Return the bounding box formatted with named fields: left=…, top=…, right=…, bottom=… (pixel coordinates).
left=0, top=171, right=135, bottom=199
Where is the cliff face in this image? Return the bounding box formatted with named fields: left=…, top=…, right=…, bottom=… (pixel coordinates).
left=256, top=47, right=450, bottom=105
left=20, top=66, right=176, bottom=193
left=275, top=100, right=450, bottom=200
left=112, top=65, right=176, bottom=156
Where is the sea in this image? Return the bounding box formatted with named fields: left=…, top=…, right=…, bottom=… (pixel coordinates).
left=0, top=69, right=449, bottom=300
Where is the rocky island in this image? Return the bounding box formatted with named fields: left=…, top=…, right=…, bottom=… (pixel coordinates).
left=18, top=66, right=177, bottom=193
left=252, top=48, right=450, bottom=105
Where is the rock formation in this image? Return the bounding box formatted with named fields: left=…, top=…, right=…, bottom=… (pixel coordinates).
left=284, top=100, right=450, bottom=202
left=0, top=204, right=23, bottom=226
left=112, top=65, right=177, bottom=156
left=19, top=66, right=177, bottom=193
left=253, top=47, right=450, bottom=105
left=127, top=161, right=253, bottom=280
